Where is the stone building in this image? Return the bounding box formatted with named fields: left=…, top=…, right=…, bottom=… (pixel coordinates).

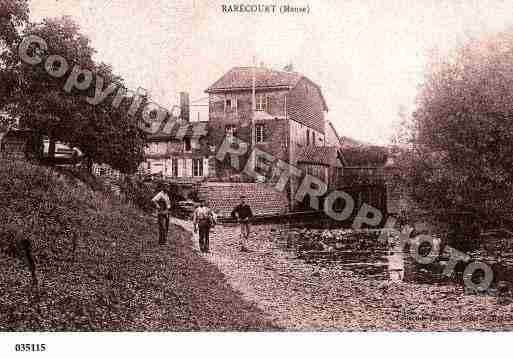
left=206, top=66, right=330, bottom=173
left=140, top=65, right=389, bottom=218
left=143, top=120, right=213, bottom=181
left=202, top=66, right=344, bottom=214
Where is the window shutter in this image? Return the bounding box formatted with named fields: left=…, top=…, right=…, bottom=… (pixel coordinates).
left=197, top=159, right=203, bottom=177
left=178, top=159, right=184, bottom=177
left=186, top=158, right=192, bottom=177
left=165, top=159, right=172, bottom=176
left=214, top=101, right=224, bottom=112
left=203, top=157, right=209, bottom=177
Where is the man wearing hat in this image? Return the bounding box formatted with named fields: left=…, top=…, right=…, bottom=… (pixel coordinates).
left=152, top=184, right=171, bottom=245
left=231, top=195, right=253, bottom=252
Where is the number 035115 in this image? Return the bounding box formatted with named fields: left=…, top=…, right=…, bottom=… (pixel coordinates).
left=14, top=344, right=46, bottom=352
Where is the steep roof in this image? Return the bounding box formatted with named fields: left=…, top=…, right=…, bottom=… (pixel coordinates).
left=339, top=135, right=365, bottom=149
left=206, top=67, right=303, bottom=92
left=206, top=66, right=329, bottom=112
left=296, top=146, right=343, bottom=167
left=325, top=121, right=344, bottom=147
left=342, top=145, right=388, bottom=167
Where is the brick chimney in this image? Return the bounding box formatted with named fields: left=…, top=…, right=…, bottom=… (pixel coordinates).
left=179, top=92, right=190, bottom=122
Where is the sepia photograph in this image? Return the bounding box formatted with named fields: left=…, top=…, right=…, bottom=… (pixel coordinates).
left=2, top=0, right=513, bottom=356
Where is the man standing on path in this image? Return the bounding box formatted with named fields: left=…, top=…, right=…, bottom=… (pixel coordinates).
left=231, top=195, right=253, bottom=252
left=152, top=184, right=171, bottom=245
left=192, top=200, right=216, bottom=253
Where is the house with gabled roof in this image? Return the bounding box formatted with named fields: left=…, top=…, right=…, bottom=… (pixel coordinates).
left=143, top=120, right=213, bottom=181
left=206, top=66, right=331, bottom=182
left=140, top=65, right=389, bottom=216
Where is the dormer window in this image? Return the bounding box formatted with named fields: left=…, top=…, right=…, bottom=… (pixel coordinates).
left=184, top=138, right=192, bottom=152
left=225, top=96, right=237, bottom=112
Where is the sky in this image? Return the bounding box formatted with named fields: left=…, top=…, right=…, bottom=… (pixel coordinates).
left=28, top=0, right=513, bottom=145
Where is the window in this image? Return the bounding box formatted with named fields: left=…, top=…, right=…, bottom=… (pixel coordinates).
left=225, top=125, right=237, bottom=135
left=256, top=94, right=267, bottom=111
left=306, top=129, right=310, bottom=145
left=171, top=158, right=178, bottom=177
left=184, top=138, right=191, bottom=152
left=149, top=142, right=166, bottom=154
left=152, top=162, right=164, bottom=174
left=193, top=158, right=203, bottom=177
left=255, top=124, right=265, bottom=143
left=225, top=96, right=237, bottom=111
left=225, top=125, right=237, bottom=144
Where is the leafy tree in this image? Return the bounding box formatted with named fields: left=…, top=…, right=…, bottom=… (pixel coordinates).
left=404, top=31, right=513, bottom=226
left=0, top=0, right=29, bottom=47
left=0, top=0, right=29, bottom=104
left=3, top=16, right=146, bottom=174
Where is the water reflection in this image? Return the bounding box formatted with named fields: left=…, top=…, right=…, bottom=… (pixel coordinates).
left=387, top=247, right=404, bottom=282
left=269, top=221, right=512, bottom=299
left=281, top=222, right=408, bottom=281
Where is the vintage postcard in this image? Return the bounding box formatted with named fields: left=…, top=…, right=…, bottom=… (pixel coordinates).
left=1, top=0, right=513, bottom=356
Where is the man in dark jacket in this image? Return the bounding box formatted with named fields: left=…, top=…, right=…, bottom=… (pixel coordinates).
left=231, top=195, right=253, bottom=252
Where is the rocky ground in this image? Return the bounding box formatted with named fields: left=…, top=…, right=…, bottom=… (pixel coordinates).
left=173, top=219, right=513, bottom=331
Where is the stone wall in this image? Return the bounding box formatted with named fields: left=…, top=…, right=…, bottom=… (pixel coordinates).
left=208, top=89, right=288, bottom=122
left=209, top=117, right=290, bottom=180
left=198, top=182, right=289, bottom=218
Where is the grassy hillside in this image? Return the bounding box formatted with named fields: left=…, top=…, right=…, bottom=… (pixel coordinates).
left=0, top=159, right=273, bottom=330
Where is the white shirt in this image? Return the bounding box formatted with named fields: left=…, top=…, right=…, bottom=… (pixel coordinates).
left=193, top=206, right=217, bottom=225
left=152, top=191, right=171, bottom=210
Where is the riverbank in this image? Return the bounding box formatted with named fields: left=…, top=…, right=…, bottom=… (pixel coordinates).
left=174, top=220, right=513, bottom=331
left=0, top=159, right=274, bottom=330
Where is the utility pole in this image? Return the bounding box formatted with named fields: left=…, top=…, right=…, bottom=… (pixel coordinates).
left=250, top=56, right=256, bottom=177
left=252, top=55, right=256, bottom=146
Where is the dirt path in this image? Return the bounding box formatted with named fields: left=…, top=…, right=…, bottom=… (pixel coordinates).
left=171, top=218, right=513, bottom=331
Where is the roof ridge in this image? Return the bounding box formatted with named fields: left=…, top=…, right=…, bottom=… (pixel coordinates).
left=231, top=66, right=300, bottom=74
